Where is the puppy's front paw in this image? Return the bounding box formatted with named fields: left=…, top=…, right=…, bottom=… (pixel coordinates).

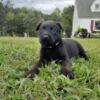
left=25, top=69, right=36, bottom=79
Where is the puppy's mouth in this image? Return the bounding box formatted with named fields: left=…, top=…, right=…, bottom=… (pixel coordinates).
left=40, top=38, right=61, bottom=48
left=40, top=38, right=53, bottom=47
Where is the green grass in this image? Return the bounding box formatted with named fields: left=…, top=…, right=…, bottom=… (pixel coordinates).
left=0, top=37, right=100, bottom=100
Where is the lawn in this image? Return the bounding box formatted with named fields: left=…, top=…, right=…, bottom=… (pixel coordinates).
left=0, top=37, right=100, bottom=100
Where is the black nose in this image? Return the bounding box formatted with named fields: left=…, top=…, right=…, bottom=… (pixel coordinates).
left=43, top=34, right=49, bottom=38
left=42, top=35, right=49, bottom=41
left=43, top=35, right=49, bottom=38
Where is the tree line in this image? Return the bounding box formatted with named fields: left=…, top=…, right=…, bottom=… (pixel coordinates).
left=0, top=0, right=74, bottom=37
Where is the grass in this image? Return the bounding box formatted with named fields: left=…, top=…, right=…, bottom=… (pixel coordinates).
left=0, top=37, right=100, bottom=100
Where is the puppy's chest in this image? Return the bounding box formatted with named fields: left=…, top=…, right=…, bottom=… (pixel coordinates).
left=43, top=48, right=64, bottom=61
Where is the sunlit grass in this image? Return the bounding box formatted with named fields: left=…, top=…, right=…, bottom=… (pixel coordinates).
left=0, top=37, right=100, bottom=100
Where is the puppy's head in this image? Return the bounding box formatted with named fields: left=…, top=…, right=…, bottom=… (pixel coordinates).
left=36, top=21, right=62, bottom=47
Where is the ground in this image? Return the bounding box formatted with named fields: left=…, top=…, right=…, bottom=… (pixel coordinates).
left=0, top=37, right=100, bottom=100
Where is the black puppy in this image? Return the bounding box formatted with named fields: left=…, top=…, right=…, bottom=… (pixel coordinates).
left=27, top=21, right=89, bottom=79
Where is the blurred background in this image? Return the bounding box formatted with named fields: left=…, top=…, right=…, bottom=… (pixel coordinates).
left=0, top=0, right=74, bottom=37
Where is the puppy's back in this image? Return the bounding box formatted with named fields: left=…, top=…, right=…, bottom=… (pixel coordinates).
left=63, top=39, right=80, bottom=58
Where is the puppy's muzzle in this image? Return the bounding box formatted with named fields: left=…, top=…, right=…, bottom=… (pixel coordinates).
left=42, top=34, right=49, bottom=41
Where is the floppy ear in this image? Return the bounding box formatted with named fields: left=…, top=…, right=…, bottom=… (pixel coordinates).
left=56, top=22, right=63, bottom=30
left=36, top=23, right=42, bottom=31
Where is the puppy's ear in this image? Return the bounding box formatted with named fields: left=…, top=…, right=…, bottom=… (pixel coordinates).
left=56, top=22, right=63, bottom=30
left=36, top=23, right=42, bottom=31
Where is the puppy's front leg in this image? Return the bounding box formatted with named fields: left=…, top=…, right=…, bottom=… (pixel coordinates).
left=27, top=60, right=42, bottom=78
left=60, top=61, right=74, bottom=79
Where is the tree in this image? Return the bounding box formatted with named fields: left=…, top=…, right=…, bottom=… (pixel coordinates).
left=0, top=1, right=6, bottom=35
left=23, top=10, right=43, bottom=36
left=0, top=0, right=14, bottom=35
left=61, top=6, right=74, bottom=38
left=49, top=8, right=61, bottom=21
left=0, top=1, right=74, bottom=37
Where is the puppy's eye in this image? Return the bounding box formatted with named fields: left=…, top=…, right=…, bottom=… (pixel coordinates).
left=43, top=26, right=46, bottom=29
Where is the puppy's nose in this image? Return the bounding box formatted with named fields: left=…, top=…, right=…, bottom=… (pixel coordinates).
left=42, top=35, right=49, bottom=41
left=43, top=34, right=49, bottom=38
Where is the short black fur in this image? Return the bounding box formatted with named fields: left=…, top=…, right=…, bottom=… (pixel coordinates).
left=27, top=21, right=89, bottom=79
